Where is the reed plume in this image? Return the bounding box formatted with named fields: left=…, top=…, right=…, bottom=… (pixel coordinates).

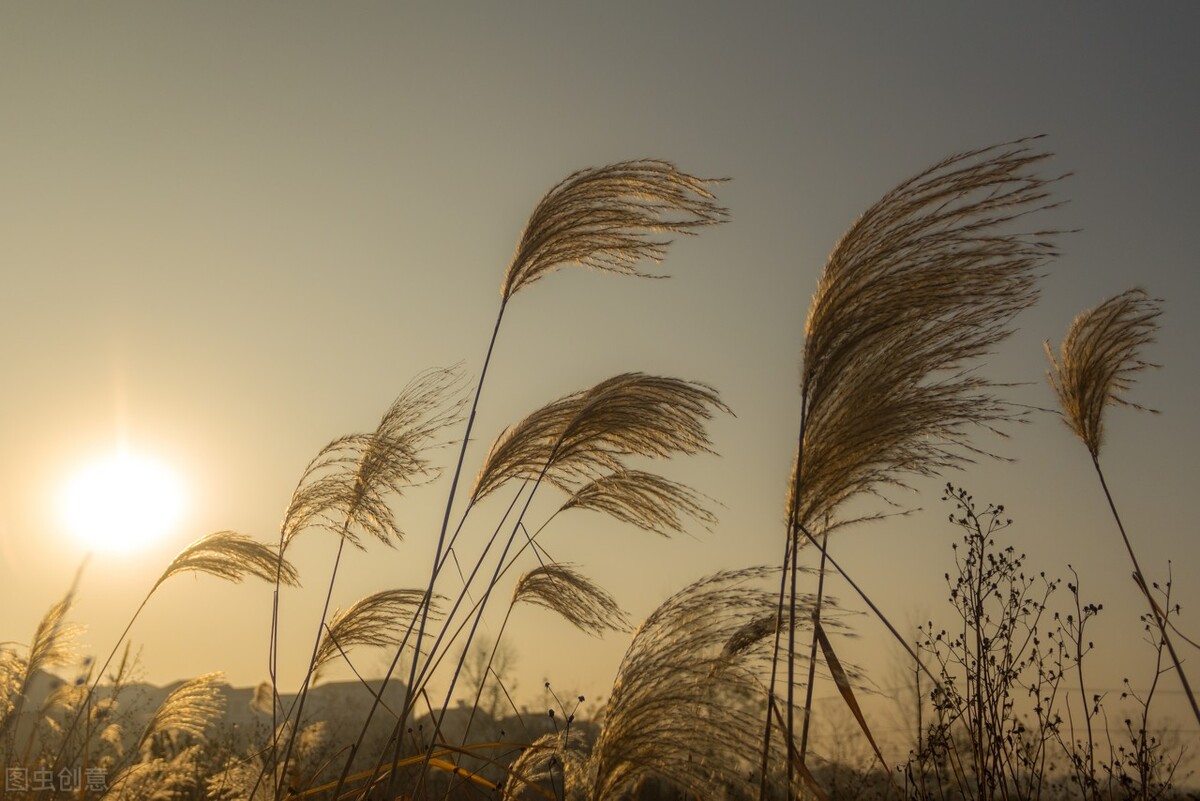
left=511, top=563, right=629, bottom=636
left=134, top=672, right=225, bottom=752
left=104, top=744, right=204, bottom=801
left=23, top=594, right=82, bottom=683
left=473, top=373, right=730, bottom=503
left=270, top=368, right=466, bottom=795
left=1045, top=289, right=1199, bottom=726
left=374, top=162, right=726, bottom=800
left=313, top=589, right=432, bottom=678
left=1045, top=287, right=1161, bottom=457
left=501, top=160, right=727, bottom=301
left=792, top=139, right=1061, bottom=533
left=559, top=469, right=717, bottom=536
left=280, top=366, right=466, bottom=550
left=155, top=531, right=300, bottom=593
left=766, top=139, right=1064, bottom=795
left=2, top=585, right=81, bottom=762
left=584, top=566, right=830, bottom=800
left=501, top=730, right=589, bottom=801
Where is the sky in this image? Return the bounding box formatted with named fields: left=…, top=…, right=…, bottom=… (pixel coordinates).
left=2, top=2, right=1198, bottom=761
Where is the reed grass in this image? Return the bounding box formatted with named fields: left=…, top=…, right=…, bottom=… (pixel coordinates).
left=11, top=147, right=1198, bottom=801
left=1045, top=288, right=1200, bottom=728
left=762, top=138, right=1066, bottom=799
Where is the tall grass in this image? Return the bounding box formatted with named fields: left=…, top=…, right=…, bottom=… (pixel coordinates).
left=765, top=138, right=1064, bottom=799
left=1045, top=289, right=1200, bottom=727
left=5, top=145, right=1195, bottom=801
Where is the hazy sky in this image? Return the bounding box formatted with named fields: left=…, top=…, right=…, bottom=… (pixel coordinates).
left=3, top=2, right=1198, bottom=755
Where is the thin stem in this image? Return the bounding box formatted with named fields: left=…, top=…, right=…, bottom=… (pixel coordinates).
left=786, top=527, right=800, bottom=801
left=1090, top=454, right=1200, bottom=728
left=359, top=302, right=505, bottom=801
left=411, top=462, right=553, bottom=798
left=759, top=524, right=794, bottom=800
left=760, top=394, right=807, bottom=801
left=797, top=526, right=942, bottom=691
left=798, top=529, right=829, bottom=765
left=49, top=589, right=151, bottom=775
left=276, top=533, right=349, bottom=797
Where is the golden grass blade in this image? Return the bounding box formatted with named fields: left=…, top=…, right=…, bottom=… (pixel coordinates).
left=473, top=373, right=730, bottom=503
left=501, top=160, right=727, bottom=301
left=153, top=531, right=299, bottom=594
left=792, top=138, right=1063, bottom=533
left=511, top=563, right=629, bottom=636
left=766, top=696, right=830, bottom=801
left=815, top=620, right=898, bottom=794
left=313, top=589, right=432, bottom=676
left=1045, top=287, right=1161, bottom=457
left=280, top=366, right=467, bottom=549
left=559, top=469, right=717, bottom=536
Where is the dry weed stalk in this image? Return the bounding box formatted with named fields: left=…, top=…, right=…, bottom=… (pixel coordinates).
left=1045, top=289, right=1199, bottom=726
left=767, top=138, right=1065, bottom=797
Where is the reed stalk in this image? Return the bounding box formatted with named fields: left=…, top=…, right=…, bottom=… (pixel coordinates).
left=761, top=138, right=1062, bottom=797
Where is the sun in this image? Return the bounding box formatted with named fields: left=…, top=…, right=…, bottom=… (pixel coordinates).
left=59, top=449, right=185, bottom=553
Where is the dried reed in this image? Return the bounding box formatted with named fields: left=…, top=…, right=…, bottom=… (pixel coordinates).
left=1045, top=287, right=1161, bottom=458
left=134, top=672, right=225, bottom=753
left=376, top=161, right=727, bottom=801
left=279, top=366, right=466, bottom=551
left=511, top=563, right=629, bottom=637
left=558, top=469, right=717, bottom=536
left=313, top=589, right=432, bottom=678
left=768, top=138, right=1064, bottom=797
left=585, top=566, right=832, bottom=800
left=156, top=531, right=300, bottom=593
left=473, top=373, right=729, bottom=503
left=1045, top=289, right=1199, bottom=726
left=501, top=160, right=727, bottom=301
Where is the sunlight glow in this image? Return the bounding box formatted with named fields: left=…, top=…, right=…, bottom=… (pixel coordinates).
left=59, top=450, right=185, bottom=553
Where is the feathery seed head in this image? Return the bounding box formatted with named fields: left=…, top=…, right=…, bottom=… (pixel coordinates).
left=502, top=160, right=727, bottom=301
left=792, top=138, right=1063, bottom=534
left=313, top=588, right=433, bottom=677
left=511, top=563, right=629, bottom=636
left=560, top=469, right=717, bottom=536
left=585, top=566, right=843, bottom=799
left=472, top=373, right=730, bottom=503
left=136, top=672, right=226, bottom=752
left=1045, top=288, right=1162, bottom=457
left=280, top=366, right=467, bottom=549
left=154, top=531, right=299, bottom=594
